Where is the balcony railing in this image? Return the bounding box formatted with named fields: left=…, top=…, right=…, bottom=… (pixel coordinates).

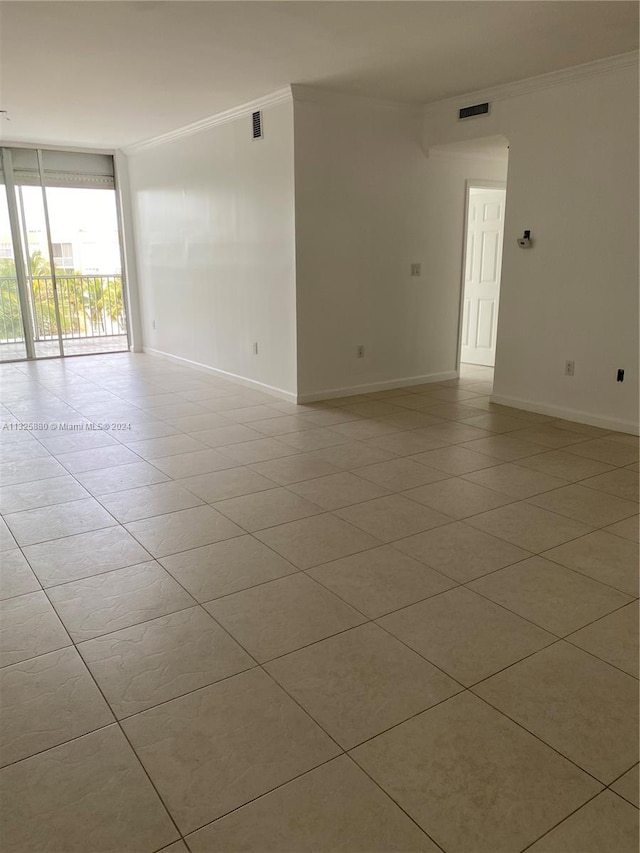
left=0, top=274, right=126, bottom=343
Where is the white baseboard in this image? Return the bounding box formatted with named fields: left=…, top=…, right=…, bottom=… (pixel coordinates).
left=491, top=393, right=639, bottom=436
left=297, top=371, right=458, bottom=404
left=143, top=347, right=298, bottom=404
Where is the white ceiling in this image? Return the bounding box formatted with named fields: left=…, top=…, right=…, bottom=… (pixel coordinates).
left=1, top=1, right=637, bottom=149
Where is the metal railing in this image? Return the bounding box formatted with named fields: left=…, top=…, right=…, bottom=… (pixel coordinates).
left=0, top=274, right=126, bottom=343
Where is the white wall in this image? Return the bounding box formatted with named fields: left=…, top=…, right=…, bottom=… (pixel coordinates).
left=424, top=56, right=639, bottom=432
left=126, top=99, right=297, bottom=397
left=293, top=88, right=507, bottom=400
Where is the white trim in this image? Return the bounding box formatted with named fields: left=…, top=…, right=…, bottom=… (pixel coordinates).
left=490, top=393, right=639, bottom=436
left=0, top=141, right=115, bottom=155
left=424, top=50, right=638, bottom=116
left=124, top=88, right=292, bottom=155
left=143, top=347, right=298, bottom=403
left=297, top=371, right=458, bottom=404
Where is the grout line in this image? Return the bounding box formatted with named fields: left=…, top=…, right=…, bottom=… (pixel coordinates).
left=0, top=355, right=637, bottom=849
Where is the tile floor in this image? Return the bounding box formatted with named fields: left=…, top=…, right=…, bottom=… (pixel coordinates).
left=0, top=354, right=638, bottom=853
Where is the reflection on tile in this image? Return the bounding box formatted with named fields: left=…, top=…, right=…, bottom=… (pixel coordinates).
left=543, top=530, right=639, bottom=595
left=23, top=526, right=150, bottom=587
left=581, top=467, right=639, bottom=502
left=527, top=790, right=639, bottom=853
left=205, top=573, right=365, bottom=662
left=603, top=515, right=639, bottom=543
left=469, top=556, right=632, bottom=636
left=516, top=450, right=614, bottom=482
left=97, top=481, right=204, bottom=523
left=403, top=477, right=513, bottom=519
left=160, top=535, right=297, bottom=601
left=122, top=669, right=340, bottom=834
left=289, top=470, right=391, bottom=510
left=249, top=454, right=342, bottom=485
left=309, top=545, right=455, bottom=618
left=178, top=467, right=274, bottom=502
left=394, top=521, right=530, bottom=582
left=568, top=603, right=638, bottom=677
left=4, top=498, right=117, bottom=546
left=125, top=505, right=243, bottom=557
left=0, top=549, right=40, bottom=600
left=380, top=587, right=554, bottom=685
left=213, top=487, right=322, bottom=531
left=527, top=484, right=637, bottom=527
left=255, top=514, right=380, bottom=569
left=79, top=607, right=253, bottom=717
left=352, top=692, right=599, bottom=853
left=56, top=444, right=139, bottom=474
left=218, top=437, right=299, bottom=464
left=0, top=725, right=178, bottom=853
left=475, top=642, right=639, bottom=783
left=0, top=456, right=66, bottom=487
left=467, top=502, right=592, bottom=552
left=149, top=449, right=239, bottom=479
left=413, top=445, right=499, bottom=475
left=0, top=647, right=113, bottom=766
left=335, top=495, right=451, bottom=542
left=355, top=457, right=449, bottom=490
left=75, top=461, right=169, bottom=495
left=0, top=591, right=71, bottom=667
left=463, top=462, right=569, bottom=499
left=0, top=476, right=89, bottom=514
left=266, top=623, right=459, bottom=747
left=567, top=438, right=639, bottom=467
left=611, top=764, right=640, bottom=808
left=47, top=562, right=195, bottom=641
left=187, top=756, right=440, bottom=853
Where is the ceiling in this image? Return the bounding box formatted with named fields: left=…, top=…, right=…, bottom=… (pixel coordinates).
left=0, top=1, right=637, bottom=149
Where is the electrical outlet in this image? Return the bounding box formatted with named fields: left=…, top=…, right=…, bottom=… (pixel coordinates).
left=252, top=342, right=258, bottom=355
left=411, top=263, right=421, bottom=277
left=356, top=345, right=365, bottom=358
left=617, top=368, right=625, bottom=382
left=564, top=360, right=575, bottom=376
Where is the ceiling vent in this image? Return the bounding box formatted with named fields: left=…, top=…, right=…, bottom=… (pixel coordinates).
left=458, top=102, right=490, bottom=120
left=252, top=110, right=263, bottom=140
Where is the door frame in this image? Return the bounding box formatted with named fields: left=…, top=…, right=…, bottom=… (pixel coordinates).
left=455, top=178, right=507, bottom=374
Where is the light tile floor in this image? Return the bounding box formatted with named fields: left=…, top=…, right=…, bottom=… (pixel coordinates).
left=0, top=354, right=638, bottom=852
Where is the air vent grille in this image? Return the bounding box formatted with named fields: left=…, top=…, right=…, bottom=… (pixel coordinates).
left=252, top=110, right=263, bottom=140
left=458, top=102, right=490, bottom=120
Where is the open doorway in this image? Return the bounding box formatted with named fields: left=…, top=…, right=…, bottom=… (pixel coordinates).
left=459, top=181, right=507, bottom=375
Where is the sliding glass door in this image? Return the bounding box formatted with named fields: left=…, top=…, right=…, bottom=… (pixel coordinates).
left=0, top=146, right=129, bottom=361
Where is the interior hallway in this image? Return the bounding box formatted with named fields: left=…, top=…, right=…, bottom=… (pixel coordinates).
left=0, top=354, right=638, bottom=852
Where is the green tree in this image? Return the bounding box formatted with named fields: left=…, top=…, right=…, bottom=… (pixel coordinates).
left=0, top=251, right=125, bottom=343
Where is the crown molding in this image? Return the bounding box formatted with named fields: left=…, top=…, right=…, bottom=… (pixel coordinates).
left=123, top=86, right=292, bottom=155
left=424, top=50, right=639, bottom=117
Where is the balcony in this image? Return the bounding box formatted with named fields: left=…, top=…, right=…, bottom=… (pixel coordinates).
left=0, top=274, right=128, bottom=359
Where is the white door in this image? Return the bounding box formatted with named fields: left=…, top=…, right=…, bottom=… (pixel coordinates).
left=460, top=186, right=506, bottom=366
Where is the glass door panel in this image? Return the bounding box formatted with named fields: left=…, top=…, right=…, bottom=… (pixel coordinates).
left=0, top=183, right=27, bottom=361
left=45, top=185, right=127, bottom=355
left=0, top=146, right=128, bottom=361
left=16, top=183, right=63, bottom=357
